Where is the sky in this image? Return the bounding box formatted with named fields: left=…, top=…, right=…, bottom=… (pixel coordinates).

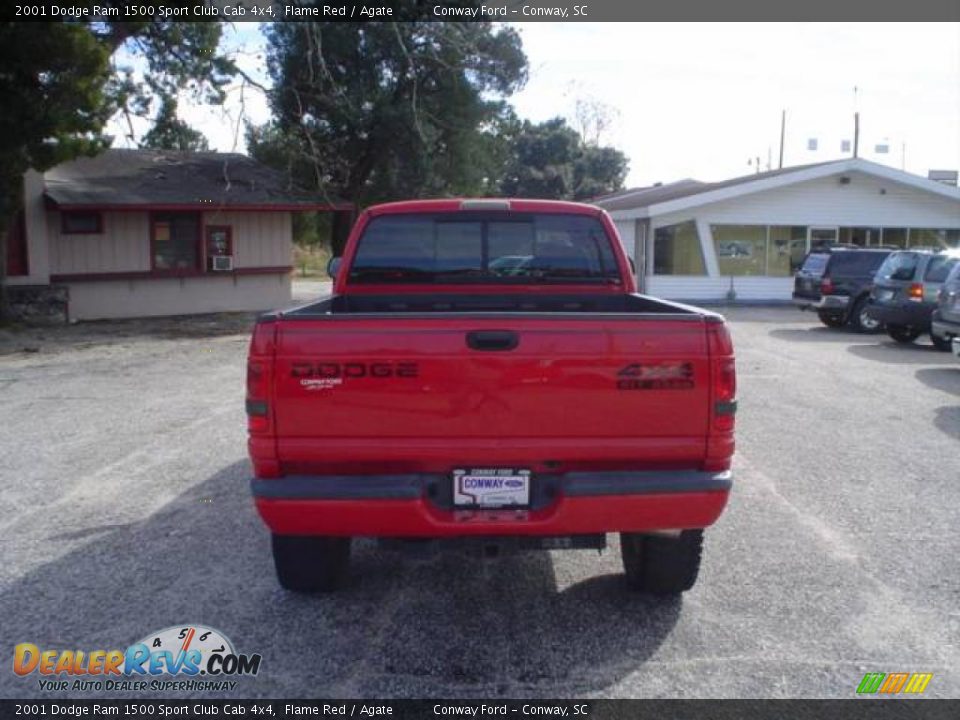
left=107, top=22, right=960, bottom=190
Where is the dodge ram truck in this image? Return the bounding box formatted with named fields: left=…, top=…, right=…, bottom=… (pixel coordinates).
left=247, top=199, right=736, bottom=594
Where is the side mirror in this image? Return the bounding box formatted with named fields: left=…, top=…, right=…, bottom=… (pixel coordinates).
left=628, top=257, right=637, bottom=275
left=327, top=257, right=342, bottom=279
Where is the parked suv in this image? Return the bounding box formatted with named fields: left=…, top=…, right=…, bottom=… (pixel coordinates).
left=867, top=249, right=960, bottom=348
left=931, top=259, right=960, bottom=353
left=793, top=248, right=893, bottom=331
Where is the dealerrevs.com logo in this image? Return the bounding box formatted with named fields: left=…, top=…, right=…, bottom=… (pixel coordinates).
left=13, top=625, right=261, bottom=693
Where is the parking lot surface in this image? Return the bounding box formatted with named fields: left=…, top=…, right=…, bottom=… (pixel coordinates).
left=0, top=304, right=957, bottom=699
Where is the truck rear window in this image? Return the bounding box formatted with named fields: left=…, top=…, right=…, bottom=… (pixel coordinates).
left=349, top=213, right=621, bottom=284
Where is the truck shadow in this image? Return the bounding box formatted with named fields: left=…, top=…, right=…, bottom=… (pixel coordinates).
left=0, top=462, right=681, bottom=699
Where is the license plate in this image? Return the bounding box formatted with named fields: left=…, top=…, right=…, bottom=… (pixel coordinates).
left=453, top=469, right=531, bottom=508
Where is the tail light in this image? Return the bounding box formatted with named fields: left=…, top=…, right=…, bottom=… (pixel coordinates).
left=820, top=276, right=834, bottom=294
left=247, top=319, right=276, bottom=435
left=705, top=321, right=737, bottom=472
left=907, top=283, right=924, bottom=302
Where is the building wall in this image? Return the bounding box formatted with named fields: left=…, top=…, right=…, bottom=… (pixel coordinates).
left=66, top=273, right=292, bottom=321
left=647, top=276, right=793, bottom=302
left=47, top=210, right=293, bottom=274
left=49, top=210, right=151, bottom=274
left=202, top=210, right=292, bottom=268
left=44, top=208, right=294, bottom=319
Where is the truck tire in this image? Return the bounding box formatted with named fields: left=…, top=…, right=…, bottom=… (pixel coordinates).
left=271, top=534, right=351, bottom=592
left=887, top=325, right=922, bottom=344
left=816, top=311, right=845, bottom=328
left=620, top=529, right=703, bottom=595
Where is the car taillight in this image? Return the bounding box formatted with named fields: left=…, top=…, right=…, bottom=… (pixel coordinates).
left=705, top=321, right=736, bottom=472
left=707, top=322, right=737, bottom=433
left=907, top=283, right=924, bottom=301
left=820, top=276, right=834, bottom=294
left=247, top=319, right=276, bottom=435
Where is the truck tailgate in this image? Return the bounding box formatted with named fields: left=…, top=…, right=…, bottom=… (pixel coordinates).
left=271, top=316, right=711, bottom=473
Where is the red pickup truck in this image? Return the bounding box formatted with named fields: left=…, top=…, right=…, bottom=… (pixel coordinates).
left=247, top=199, right=736, bottom=594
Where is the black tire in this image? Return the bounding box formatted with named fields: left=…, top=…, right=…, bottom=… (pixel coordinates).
left=620, top=529, right=704, bottom=595
left=271, top=534, right=351, bottom=592
left=931, top=334, right=952, bottom=352
left=816, top=311, right=846, bottom=328
left=887, top=325, right=922, bottom=344
left=850, top=296, right=882, bottom=333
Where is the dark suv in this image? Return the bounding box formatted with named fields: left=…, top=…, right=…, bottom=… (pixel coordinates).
left=930, top=257, right=960, bottom=352
left=793, top=248, right=894, bottom=331
left=867, top=249, right=960, bottom=348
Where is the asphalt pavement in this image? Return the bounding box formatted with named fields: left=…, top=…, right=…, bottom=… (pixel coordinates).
left=0, top=305, right=957, bottom=699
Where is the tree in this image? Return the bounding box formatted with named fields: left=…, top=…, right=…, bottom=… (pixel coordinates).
left=140, top=96, right=209, bottom=151
left=0, top=17, right=231, bottom=319
left=499, top=116, right=629, bottom=200
left=250, top=19, right=527, bottom=254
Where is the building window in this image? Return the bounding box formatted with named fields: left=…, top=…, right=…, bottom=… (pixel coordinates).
left=653, top=222, right=705, bottom=275
left=882, top=228, right=908, bottom=248
left=61, top=211, right=103, bottom=235
left=205, top=226, right=233, bottom=266
left=770, top=226, right=808, bottom=275
left=712, top=225, right=767, bottom=276
left=152, top=212, right=200, bottom=271
left=909, top=228, right=960, bottom=249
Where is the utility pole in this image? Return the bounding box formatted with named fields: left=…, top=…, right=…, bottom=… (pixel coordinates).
left=853, top=112, right=860, bottom=158
left=852, top=86, right=860, bottom=159
left=778, top=109, right=785, bottom=169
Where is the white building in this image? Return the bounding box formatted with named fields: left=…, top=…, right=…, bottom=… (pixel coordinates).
left=595, top=159, right=960, bottom=302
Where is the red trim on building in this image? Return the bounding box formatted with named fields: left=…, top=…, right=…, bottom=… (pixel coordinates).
left=205, top=225, right=233, bottom=270
left=50, top=267, right=293, bottom=283
left=48, top=201, right=353, bottom=213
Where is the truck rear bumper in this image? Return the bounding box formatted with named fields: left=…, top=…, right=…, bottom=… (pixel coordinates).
left=252, top=470, right=732, bottom=537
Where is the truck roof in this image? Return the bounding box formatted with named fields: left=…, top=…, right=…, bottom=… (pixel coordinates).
left=365, top=198, right=606, bottom=217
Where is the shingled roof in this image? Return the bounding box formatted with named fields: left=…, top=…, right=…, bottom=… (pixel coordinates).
left=43, top=149, right=350, bottom=211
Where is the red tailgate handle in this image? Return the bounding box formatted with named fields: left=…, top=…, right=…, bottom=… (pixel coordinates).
left=466, top=330, right=519, bottom=351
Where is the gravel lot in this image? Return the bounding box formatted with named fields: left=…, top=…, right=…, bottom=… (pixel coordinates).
left=0, top=302, right=957, bottom=699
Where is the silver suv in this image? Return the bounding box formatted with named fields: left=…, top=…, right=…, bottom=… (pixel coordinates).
left=932, top=260, right=960, bottom=356
left=867, top=249, right=960, bottom=349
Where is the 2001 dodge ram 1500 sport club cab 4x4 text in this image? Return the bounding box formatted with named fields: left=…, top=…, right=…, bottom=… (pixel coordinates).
left=247, top=199, right=736, bottom=594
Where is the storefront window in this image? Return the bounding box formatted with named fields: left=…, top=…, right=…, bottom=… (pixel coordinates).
left=712, top=225, right=767, bottom=276
left=909, top=228, right=960, bottom=249
left=770, top=226, right=807, bottom=275
left=653, top=222, right=705, bottom=275
left=881, top=228, right=907, bottom=248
